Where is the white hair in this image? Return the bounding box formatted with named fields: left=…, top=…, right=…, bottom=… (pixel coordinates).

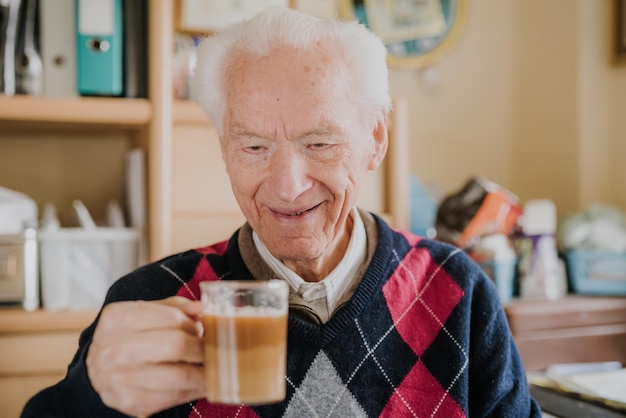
left=194, top=5, right=392, bottom=138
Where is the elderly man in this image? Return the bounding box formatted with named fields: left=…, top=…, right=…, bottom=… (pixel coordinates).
left=23, top=6, right=540, bottom=418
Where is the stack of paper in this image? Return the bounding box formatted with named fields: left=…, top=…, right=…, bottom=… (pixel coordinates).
left=528, top=361, right=626, bottom=411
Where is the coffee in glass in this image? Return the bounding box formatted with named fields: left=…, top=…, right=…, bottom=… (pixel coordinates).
left=200, top=280, right=289, bottom=405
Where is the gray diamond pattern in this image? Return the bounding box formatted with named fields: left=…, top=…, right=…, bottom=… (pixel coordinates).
left=284, top=351, right=368, bottom=418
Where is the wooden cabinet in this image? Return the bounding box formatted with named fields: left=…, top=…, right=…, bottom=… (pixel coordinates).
left=504, top=296, right=626, bottom=371
left=0, top=309, right=97, bottom=418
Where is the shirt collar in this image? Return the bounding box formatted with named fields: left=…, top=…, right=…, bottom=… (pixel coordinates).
left=252, top=207, right=367, bottom=317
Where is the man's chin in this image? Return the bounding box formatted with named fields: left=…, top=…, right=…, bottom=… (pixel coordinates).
left=266, top=240, right=323, bottom=263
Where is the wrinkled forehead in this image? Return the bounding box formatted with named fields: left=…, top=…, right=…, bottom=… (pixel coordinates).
left=223, top=44, right=352, bottom=108
left=224, top=45, right=353, bottom=125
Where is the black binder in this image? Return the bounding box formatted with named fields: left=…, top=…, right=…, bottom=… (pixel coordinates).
left=122, top=0, right=148, bottom=98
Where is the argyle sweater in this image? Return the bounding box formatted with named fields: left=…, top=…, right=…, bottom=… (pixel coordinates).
left=22, top=213, right=541, bottom=418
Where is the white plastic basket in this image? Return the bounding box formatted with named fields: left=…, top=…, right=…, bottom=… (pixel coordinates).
left=39, top=227, right=140, bottom=311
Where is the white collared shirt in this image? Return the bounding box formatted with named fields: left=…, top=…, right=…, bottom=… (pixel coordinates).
left=252, top=208, right=367, bottom=322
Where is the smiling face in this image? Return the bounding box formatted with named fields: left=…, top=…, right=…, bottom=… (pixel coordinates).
left=221, top=45, right=388, bottom=281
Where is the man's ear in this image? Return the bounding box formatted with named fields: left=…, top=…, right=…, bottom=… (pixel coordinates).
left=368, top=114, right=389, bottom=170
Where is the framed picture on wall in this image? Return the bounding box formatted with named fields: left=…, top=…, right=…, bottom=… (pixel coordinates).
left=176, top=0, right=291, bottom=34
left=361, top=0, right=447, bottom=44
left=617, top=0, right=626, bottom=60
left=338, top=0, right=468, bottom=69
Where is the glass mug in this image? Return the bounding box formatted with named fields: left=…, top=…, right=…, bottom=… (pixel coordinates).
left=200, top=280, right=289, bottom=405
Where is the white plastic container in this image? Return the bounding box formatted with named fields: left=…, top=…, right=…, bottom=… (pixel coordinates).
left=518, top=199, right=567, bottom=300
left=39, top=227, right=140, bottom=311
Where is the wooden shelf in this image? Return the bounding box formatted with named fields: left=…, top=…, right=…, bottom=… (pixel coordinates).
left=0, top=308, right=97, bottom=334
left=0, top=95, right=151, bottom=127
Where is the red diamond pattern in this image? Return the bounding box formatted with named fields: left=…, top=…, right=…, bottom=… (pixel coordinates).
left=195, top=241, right=229, bottom=256
left=380, top=362, right=465, bottom=417
left=383, top=247, right=464, bottom=355
left=176, top=246, right=226, bottom=300
left=381, top=246, right=466, bottom=417
left=191, top=400, right=259, bottom=418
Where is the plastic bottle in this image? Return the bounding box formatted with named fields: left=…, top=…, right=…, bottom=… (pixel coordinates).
left=517, top=199, right=567, bottom=300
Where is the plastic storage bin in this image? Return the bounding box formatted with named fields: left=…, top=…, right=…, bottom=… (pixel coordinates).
left=565, top=250, right=626, bottom=295
left=39, top=227, right=140, bottom=310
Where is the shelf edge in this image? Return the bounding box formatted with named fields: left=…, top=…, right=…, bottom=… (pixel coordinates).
left=0, top=95, right=151, bottom=127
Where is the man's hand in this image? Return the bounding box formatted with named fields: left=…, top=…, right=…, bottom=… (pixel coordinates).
left=86, top=296, right=205, bottom=417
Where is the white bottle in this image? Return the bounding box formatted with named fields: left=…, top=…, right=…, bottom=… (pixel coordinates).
left=518, top=199, right=567, bottom=300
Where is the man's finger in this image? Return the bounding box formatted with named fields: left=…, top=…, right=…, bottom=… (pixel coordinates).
left=98, top=299, right=202, bottom=336
left=115, top=328, right=204, bottom=365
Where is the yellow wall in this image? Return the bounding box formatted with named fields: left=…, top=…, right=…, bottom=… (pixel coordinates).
left=389, top=0, right=626, bottom=214
left=512, top=0, right=580, bottom=211
left=391, top=1, right=517, bottom=198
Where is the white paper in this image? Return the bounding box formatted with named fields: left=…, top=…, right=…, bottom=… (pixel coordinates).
left=566, top=369, right=626, bottom=404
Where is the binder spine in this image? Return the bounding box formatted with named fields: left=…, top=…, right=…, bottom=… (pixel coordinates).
left=1, top=0, right=22, bottom=96
left=122, top=0, right=147, bottom=98
left=76, top=0, right=123, bottom=96
left=40, top=0, right=78, bottom=97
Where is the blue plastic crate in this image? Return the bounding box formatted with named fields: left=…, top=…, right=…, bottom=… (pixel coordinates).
left=566, top=250, right=626, bottom=295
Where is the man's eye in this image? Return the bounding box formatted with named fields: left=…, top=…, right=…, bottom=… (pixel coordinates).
left=244, top=145, right=267, bottom=153
left=309, top=143, right=331, bottom=150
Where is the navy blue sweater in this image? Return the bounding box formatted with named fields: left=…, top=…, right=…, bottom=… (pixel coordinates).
left=22, top=214, right=541, bottom=417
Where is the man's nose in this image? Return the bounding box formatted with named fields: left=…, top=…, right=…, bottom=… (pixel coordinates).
left=269, top=147, right=311, bottom=203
